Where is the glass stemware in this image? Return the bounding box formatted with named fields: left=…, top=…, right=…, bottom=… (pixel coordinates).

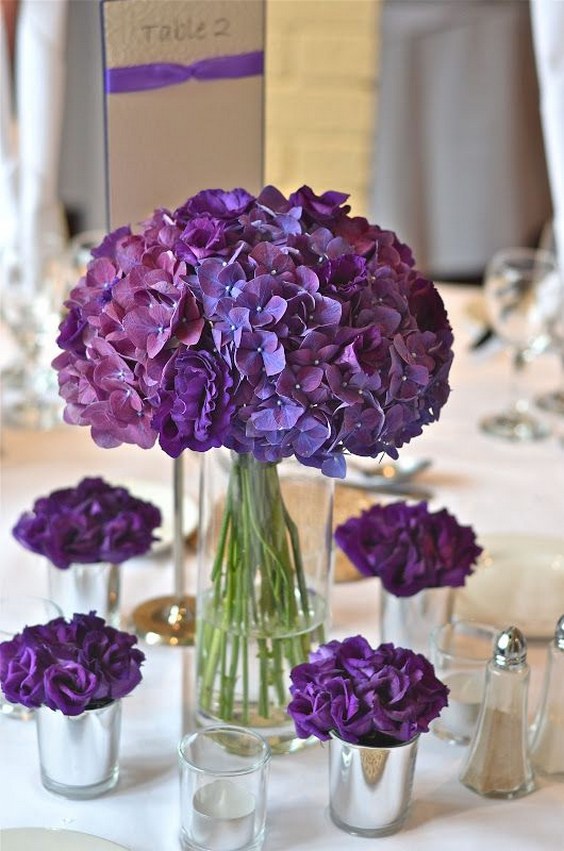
left=479, top=248, right=560, bottom=441
left=0, top=230, right=102, bottom=431
left=0, top=234, right=69, bottom=429
left=535, top=287, right=564, bottom=416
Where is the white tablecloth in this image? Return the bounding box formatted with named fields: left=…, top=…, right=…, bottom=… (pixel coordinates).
left=1, top=285, right=563, bottom=849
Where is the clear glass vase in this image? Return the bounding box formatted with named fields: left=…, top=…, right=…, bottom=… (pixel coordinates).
left=47, top=560, right=120, bottom=626
left=36, top=700, right=121, bottom=799
left=196, top=450, right=334, bottom=754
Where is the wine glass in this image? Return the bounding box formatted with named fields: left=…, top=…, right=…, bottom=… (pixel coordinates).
left=0, top=233, right=69, bottom=429
left=479, top=247, right=560, bottom=441
left=0, top=230, right=101, bottom=430
left=535, top=283, right=564, bottom=416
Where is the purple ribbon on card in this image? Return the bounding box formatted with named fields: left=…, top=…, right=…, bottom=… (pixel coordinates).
left=106, top=50, right=263, bottom=94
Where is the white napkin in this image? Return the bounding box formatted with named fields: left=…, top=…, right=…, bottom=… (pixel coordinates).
left=531, top=0, right=564, bottom=269
left=3, top=0, right=69, bottom=295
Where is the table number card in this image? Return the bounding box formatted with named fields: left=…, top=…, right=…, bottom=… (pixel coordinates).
left=101, top=0, right=265, bottom=227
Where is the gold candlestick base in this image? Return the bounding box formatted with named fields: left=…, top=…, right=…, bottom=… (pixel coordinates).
left=131, top=594, right=196, bottom=646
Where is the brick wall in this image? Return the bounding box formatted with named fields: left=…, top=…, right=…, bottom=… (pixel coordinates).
left=264, top=0, right=381, bottom=218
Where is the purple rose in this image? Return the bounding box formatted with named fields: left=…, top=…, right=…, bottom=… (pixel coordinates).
left=176, top=188, right=255, bottom=220
left=99, top=510, right=161, bottom=565
left=286, top=680, right=335, bottom=741
left=359, top=644, right=450, bottom=740
left=78, top=628, right=144, bottom=701
left=317, top=255, right=369, bottom=301
left=152, top=348, right=235, bottom=457
left=288, top=635, right=449, bottom=746
left=44, top=661, right=99, bottom=715
left=56, top=306, right=87, bottom=356
left=0, top=639, right=52, bottom=708
left=288, top=185, right=350, bottom=225
left=324, top=676, right=373, bottom=743
left=91, top=225, right=132, bottom=261
left=175, top=217, right=228, bottom=262
left=335, top=501, right=482, bottom=596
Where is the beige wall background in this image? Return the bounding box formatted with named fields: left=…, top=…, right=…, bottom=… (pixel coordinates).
left=264, top=0, right=381, bottom=218
left=59, top=0, right=381, bottom=230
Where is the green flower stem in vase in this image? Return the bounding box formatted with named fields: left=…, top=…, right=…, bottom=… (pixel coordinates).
left=196, top=450, right=333, bottom=754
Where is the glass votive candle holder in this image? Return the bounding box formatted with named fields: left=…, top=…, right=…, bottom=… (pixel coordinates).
left=0, top=595, right=63, bottom=720
left=178, top=725, right=271, bottom=851
left=430, top=620, right=497, bottom=745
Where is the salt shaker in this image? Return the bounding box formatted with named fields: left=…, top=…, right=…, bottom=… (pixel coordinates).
left=530, top=614, right=564, bottom=778
left=459, top=625, right=535, bottom=798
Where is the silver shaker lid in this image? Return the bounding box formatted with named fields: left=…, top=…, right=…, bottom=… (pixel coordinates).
left=494, top=626, right=527, bottom=668
left=555, top=615, right=564, bottom=651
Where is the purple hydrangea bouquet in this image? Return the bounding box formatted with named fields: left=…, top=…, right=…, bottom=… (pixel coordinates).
left=288, top=634, right=449, bottom=746
left=0, top=611, right=145, bottom=715
left=335, top=501, right=483, bottom=654
left=12, top=476, right=162, bottom=570
left=52, top=185, right=454, bottom=742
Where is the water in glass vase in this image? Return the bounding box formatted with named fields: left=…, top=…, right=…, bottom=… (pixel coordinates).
left=196, top=450, right=333, bottom=754
left=196, top=590, right=326, bottom=753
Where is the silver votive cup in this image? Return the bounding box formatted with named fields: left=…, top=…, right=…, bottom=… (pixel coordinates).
left=329, top=733, right=419, bottom=837
left=36, top=700, right=121, bottom=798
left=380, top=586, right=454, bottom=656
left=47, top=560, right=120, bottom=626
left=178, top=725, right=271, bottom=851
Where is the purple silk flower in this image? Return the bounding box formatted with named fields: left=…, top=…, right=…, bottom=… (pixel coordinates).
left=335, top=501, right=483, bottom=597
left=288, top=635, right=449, bottom=746
left=0, top=612, right=145, bottom=716
left=12, top=477, right=161, bottom=569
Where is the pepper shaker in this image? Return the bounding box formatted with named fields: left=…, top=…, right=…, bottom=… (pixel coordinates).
left=530, top=614, right=564, bottom=778
left=459, top=625, right=535, bottom=798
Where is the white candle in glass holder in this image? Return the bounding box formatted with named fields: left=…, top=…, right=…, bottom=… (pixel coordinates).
left=440, top=670, right=486, bottom=742
left=192, top=778, right=256, bottom=851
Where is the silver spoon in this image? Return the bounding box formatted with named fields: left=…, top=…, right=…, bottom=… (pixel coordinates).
left=346, top=456, right=432, bottom=484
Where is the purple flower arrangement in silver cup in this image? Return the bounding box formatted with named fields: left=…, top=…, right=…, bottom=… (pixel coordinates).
left=335, top=501, right=483, bottom=596
left=288, top=635, right=449, bottom=746
left=12, top=477, right=161, bottom=570
left=0, top=611, right=145, bottom=716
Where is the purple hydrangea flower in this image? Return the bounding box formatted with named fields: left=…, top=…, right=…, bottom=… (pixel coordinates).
left=334, top=501, right=483, bottom=596
left=0, top=612, right=145, bottom=715
left=288, top=635, right=449, bottom=745
left=54, top=185, right=454, bottom=475
left=12, top=477, right=162, bottom=569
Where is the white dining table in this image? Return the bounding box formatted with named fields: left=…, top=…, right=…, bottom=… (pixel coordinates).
left=1, top=284, right=563, bottom=850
